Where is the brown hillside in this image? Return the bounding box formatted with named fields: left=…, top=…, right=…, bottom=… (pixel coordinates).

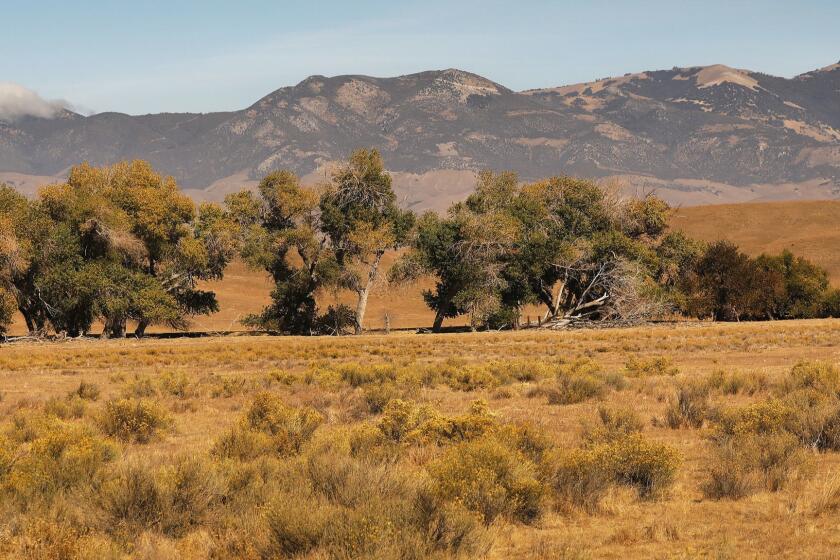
left=672, top=200, right=840, bottom=282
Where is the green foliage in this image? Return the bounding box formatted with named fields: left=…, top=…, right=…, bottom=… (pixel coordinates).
left=0, top=161, right=234, bottom=337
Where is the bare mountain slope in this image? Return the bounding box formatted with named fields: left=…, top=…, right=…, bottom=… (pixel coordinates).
left=2, top=64, right=839, bottom=209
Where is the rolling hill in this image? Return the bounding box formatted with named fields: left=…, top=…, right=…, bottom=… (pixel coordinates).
left=2, top=62, right=839, bottom=210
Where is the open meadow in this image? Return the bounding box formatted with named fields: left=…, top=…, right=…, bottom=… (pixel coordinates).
left=1, top=319, right=840, bottom=558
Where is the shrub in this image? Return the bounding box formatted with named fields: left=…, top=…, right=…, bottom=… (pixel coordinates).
left=702, top=433, right=809, bottom=499
left=159, top=371, right=199, bottom=399
left=361, top=382, right=401, bottom=414
left=582, top=405, right=644, bottom=444
left=547, top=373, right=606, bottom=405
left=123, top=376, right=157, bottom=398
left=264, top=492, right=334, bottom=557
left=339, top=363, right=397, bottom=387
left=376, top=399, right=497, bottom=446
left=43, top=395, right=86, bottom=420
left=705, top=369, right=768, bottom=395
left=160, top=456, right=222, bottom=537
left=624, top=356, right=679, bottom=377
left=594, top=434, right=681, bottom=499
left=70, top=381, right=101, bottom=401
left=547, top=447, right=613, bottom=512
left=428, top=436, right=544, bottom=524
left=783, top=361, right=840, bottom=397
left=715, top=399, right=798, bottom=438
left=2, top=418, right=116, bottom=500
left=213, top=392, right=323, bottom=460
left=664, top=383, right=710, bottom=429
left=98, top=399, right=171, bottom=443
left=100, top=462, right=164, bottom=533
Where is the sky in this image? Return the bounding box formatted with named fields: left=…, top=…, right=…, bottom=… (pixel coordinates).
left=1, top=0, right=839, bottom=115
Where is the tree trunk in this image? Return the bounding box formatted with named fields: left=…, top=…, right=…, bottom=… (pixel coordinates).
left=103, top=316, right=126, bottom=339
left=353, top=250, right=383, bottom=335
left=432, top=309, right=446, bottom=333
left=135, top=320, right=149, bottom=338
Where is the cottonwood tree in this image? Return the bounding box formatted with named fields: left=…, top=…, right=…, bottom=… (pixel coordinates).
left=0, top=162, right=233, bottom=338
left=320, top=149, right=414, bottom=334
left=228, top=170, right=342, bottom=334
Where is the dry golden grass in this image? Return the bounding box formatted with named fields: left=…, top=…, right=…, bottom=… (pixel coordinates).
left=1, top=319, right=840, bottom=557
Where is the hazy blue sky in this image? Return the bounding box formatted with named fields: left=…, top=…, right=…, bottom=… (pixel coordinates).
left=2, top=0, right=838, bottom=115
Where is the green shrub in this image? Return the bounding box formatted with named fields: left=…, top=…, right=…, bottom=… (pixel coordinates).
left=428, top=436, right=544, bottom=524
left=98, top=399, right=171, bottom=443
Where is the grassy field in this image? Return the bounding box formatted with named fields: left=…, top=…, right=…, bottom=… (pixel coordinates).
left=1, top=320, right=840, bottom=558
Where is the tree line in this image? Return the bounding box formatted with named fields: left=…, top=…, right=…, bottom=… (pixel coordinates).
left=0, top=149, right=838, bottom=337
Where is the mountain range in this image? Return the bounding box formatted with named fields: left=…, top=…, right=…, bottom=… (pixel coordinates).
left=1, top=62, right=839, bottom=210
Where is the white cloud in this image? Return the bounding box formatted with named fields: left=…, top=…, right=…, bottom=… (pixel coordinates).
left=0, top=82, right=72, bottom=121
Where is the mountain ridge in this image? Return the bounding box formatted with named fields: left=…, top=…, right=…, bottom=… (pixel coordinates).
left=1, top=62, right=838, bottom=210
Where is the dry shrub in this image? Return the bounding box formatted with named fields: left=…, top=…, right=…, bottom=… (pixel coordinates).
left=1, top=416, right=116, bottom=500
left=159, top=456, right=222, bottom=537
left=546, top=360, right=623, bottom=405
left=705, top=369, right=768, bottom=395
left=597, top=433, right=681, bottom=500
left=428, top=435, right=544, bottom=524
left=212, top=392, right=323, bottom=460
left=100, top=462, right=164, bottom=534
left=547, top=447, right=613, bottom=512
left=624, top=356, right=679, bottom=377
left=810, top=474, right=840, bottom=516
left=98, top=399, right=171, bottom=444
left=70, top=381, right=101, bottom=401
left=702, top=433, right=809, bottom=499
left=264, top=491, right=334, bottom=557
left=375, top=399, right=496, bottom=447
left=159, top=371, right=199, bottom=399
left=783, top=361, right=840, bottom=396
left=10, top=519, right=119, bottom=560
left=43, top=395, right=86, bottom=420
left=339, top=363, right=398, bottom=387
left=715, top=399, right=797, bottom=438
left=664, top=382, right=710, bottom=429
left=582, top=406, right=644, bottom=445
left=123, top=375, right=157, bottom=398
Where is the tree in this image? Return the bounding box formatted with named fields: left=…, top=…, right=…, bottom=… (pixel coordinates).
left=319, top=149, right=414, bottom=334
left=229, top=171, right=341, bottom=334
left=0, top=162, right=232, bottom=338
